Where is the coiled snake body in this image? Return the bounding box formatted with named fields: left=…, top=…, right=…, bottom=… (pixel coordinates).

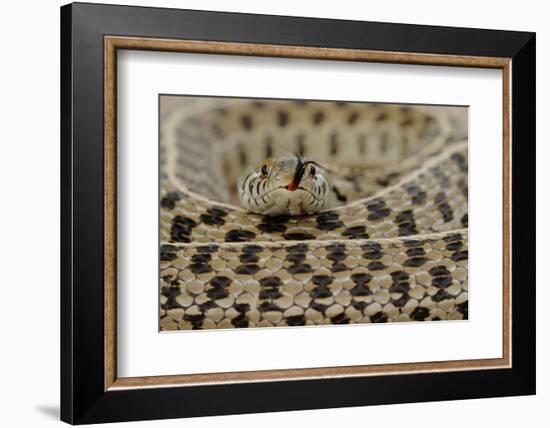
left=160, top=98, right=468, bottom=330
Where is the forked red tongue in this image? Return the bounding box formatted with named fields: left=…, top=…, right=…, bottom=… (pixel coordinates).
left=286, top=157, right=304, bottom=191
left=286, top=180, right=298, bottom=191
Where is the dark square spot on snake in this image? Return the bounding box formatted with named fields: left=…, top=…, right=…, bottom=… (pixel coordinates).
left=234, top=303, right=250, bottom=313
left=313, top=111, right=324, bottom=125
left=285, top=253, right=306, bottom=264
left=406, top=247, right=425, bottom=257
left=258, top=302, right=282, bottom=312
left=451, top=152, right=468, bottom=172
left=331, top=313, right=350, bottom=325
left=239, top=252, right=259, bottom=263
left=327, top=251, right=346, bottom=262
left=398, top=221, right=419, bottom=237
left=286, top=315, right=306, bottom=326
left=326, top=243, right=345, bottom=252
left=352, top=301, right=368, bottom=311
left=197, top=244, right=219, bottom=253
left=391, top=294, right=410, bottom=308
left=434, top=192, right=447, bottom=204
left=457, top=300, right=468, bottom=318
left=312, top=275, right=333, bottom=287
left=161, top=299, right=181, bottom=311
left=171, top=215, right=198, bottom=242
left=288, top=264, right=312, bottom=274
left=410, top=306, right=430, bottom=321
left=332, top=186, right=347, bottom=203
left=330, top=263, right=348, bottom=273
left=240, top=115, right=253, bottom=131
left=390, top=282, right=410, bottom=294
left=191, top=253, right=211, bottom=263
left=225, top=229, right=257, bottom=242
left=183, top=314, right=205, bottom=330
left=188, top=263, right=212, bottom=274
left=446, top=241, right=463, bottom=251
left=277, top=111, right=289, bottom=127
left=362, top=241, right=382, bottom=251
left=370, top=311, right=388, bottom=323
left=451, top=250, right=468, bottom=262
left=263, top=214, right=290, bottom=224
left=242, top=244, right=263, bottom=253
left=236, top=264, right=261, bottom=275
left=160, top=245, right=178, bottom=261
left=260, top=276, right=283, bottom=288
left=412, top=191, right=427, bottom=205
left=206, top=276, right=232, bottom=300
left=432, top=275, right=452, bottom=287
left=161, top=285, right=181, bottom=300
left=347, top=111, right=359, bottom=124
left=350, top=283, right=373, bottom=297
left=311, top=302, right=329, bottom=313
left=461, top=214, right=468, bottom=227
left=391, top=270, right=409, bottom=281
left=199, top=301, right=217, bottom=312
left=437, top=203, right=454, bottom=223
left=310, top=286, right=332, bottom=299
left=316, top=211, right=344, bottom=231
left=404, top=257, right=428, bottom=267
left=210, top=206, right=231, bottom=215
left=443, top=233, right=463, bottom=242
left=367, top=208, right=392, bottom=221
left=343, top=226, right=369, bottom=239
left=287, top=243, right=308, bottom=253
left=431, top=289, right=453, bottom=302
left=164, top=192, right=183, bottom=202
left=258, top=222, right=287, bottom=234
left=395, top=210, right=414, bottom=223
left=283, top=232, right=316, bottom=241
left=367, top=261, right=387, bottom=271
left=400, top=117, right=414, bottom=127
left=260, top=287, right=283, bottom=300
left=160, top=194, right=178, bottom=209
left=376, top=112, right=388, bottom=122
left=351, top=272, right=373, bottom=285
left=231, top=313, right=249, bottom=328
left=429, top=266, right=451, bottom=276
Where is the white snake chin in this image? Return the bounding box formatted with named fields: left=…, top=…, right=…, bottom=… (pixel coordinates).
left=254, top=187, right=328, bottom=216
left=160, top=98, right=469, bottom=331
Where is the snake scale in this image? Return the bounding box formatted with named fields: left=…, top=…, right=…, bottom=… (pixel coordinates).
left=159, top=97, right=468, bottom=330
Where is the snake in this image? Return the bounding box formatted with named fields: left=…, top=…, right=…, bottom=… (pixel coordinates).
left=159, top=97, right=468, bottom=330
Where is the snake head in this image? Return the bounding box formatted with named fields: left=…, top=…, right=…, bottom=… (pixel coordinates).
left=237, top=156, right=332, bottom=216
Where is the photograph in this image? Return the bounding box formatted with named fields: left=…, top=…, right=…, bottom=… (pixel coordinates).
left=159, top=96, right=469, bottom=330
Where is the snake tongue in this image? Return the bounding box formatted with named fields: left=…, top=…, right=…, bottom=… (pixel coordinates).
left=286, top=157, right=305, bottom=191
left=286, top=180, right=298, bottom=191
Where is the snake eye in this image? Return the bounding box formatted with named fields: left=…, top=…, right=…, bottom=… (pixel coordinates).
left=309, top=165, right=316, bottom=177
left=260, top=164, right=269, bottom=177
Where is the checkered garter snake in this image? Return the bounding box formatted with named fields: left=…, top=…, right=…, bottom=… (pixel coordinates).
left=160, top=97, right=468, bottom=330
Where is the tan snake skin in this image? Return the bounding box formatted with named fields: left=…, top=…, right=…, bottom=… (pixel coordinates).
left=159, top=97, right=468, bottom=330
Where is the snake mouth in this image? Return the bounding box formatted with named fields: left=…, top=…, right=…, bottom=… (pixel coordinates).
left=252, top=185, right=323, bottom=207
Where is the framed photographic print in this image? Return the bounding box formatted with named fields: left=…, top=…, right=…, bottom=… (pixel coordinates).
left=60, top=2, right=536, bottom=424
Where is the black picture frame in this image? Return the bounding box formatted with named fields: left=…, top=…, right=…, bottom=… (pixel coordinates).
left=61, top=2, right=535, bottom=424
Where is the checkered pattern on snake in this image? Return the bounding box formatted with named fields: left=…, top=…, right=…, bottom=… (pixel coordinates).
left=160, top=98, right=468, bottom=330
